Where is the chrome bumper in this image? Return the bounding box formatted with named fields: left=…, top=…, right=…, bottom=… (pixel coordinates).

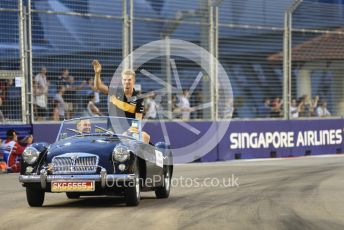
left=19, top=168, right=136, bottom=189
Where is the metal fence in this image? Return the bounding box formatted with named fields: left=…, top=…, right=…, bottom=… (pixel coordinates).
left=0, top=0, right=343, bottom=123
left=28, top=0, right=124, bottom=122
left=218, top=0, right=291, bottom=119
left=289, top=0, right=344, bottom=118
left=0, top=0, right=25, bottom=123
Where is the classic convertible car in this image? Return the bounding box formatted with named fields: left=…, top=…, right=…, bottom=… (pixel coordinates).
left=19, top=117, right=173, bottom=207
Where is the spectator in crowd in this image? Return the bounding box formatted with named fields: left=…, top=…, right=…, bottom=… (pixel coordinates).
left=58, top=69, right=85, bottom=119
left=298, top=96, right=307, bottom=117
left=74, top=78, right=100, bottom=118
left=0, top=129, right=33, bottom=173
left=144, top=91, right=158, bottom=119
left=299, top=95, right=311, bottom=117
left=178, top=89, right=192, bottom=120
left=53, top=85, right=65, bottom=121
left=310, top=95, right=319, bottom=116
left=290, top=98, right=303, bottom=118
left=4, top=79, right=22, bottom=120
left=222, top=98, right=234, bottom=119
left=316, top=100, right=331, bottom=117
left=257, top=97, right=271, bottom=118
left=84, top=94, right=102, bottom=117
left=58, top=68, right=74, bottom=119
left=232, top=97, right=244, bottom=118
left=83, top=78, right=100, bottom=104
left=52, top=101, right=60, bottom=121
left=34, top=67, right=49, bottom=121
left=172, top=94, right=181, bottom=119
left=190, top=90, right=203, bottom=119
left=47, top=79, right=58, bottom=116
left=270, top=97, right=282, bottom=117
left=0, top=97, right=4, bottom=122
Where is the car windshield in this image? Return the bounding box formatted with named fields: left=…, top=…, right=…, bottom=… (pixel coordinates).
left=56, top=116, right=142, bottom=141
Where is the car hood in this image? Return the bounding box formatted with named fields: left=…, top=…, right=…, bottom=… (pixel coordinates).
left=46, top=135, right=131, bottom=162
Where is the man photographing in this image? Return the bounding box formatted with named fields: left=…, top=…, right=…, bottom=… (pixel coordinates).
left=92, top=60, right=150, bottom=143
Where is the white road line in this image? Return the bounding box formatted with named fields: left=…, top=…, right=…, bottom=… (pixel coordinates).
left=175, top=154, right=344, bottom=166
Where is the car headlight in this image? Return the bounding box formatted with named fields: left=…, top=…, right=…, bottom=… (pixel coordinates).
left=22, top=146, right=40, bottom=164
left=112, top=145, right=130, bottom=162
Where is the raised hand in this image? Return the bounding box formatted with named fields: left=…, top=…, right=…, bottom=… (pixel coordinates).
left=92, top=60, right=102, bottom=74
left=93, top=59, right=109, bottom=94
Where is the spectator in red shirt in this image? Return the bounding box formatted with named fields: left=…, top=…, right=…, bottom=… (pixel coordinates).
left=0, top=129, right=33, bottom=172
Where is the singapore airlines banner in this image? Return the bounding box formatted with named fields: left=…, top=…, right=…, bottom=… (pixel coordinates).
left=229, top=129, right=342, bottom=149
left=216, top=119, right=344, bottom=161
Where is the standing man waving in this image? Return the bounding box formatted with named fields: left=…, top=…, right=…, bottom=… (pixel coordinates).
left=92, top=60, right=149, bottom=142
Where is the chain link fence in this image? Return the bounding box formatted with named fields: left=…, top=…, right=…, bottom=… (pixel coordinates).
left=218, top=0, right=292, bottom=119
left=0, top=0, right=25, bottom=123
left=0, top=0, right=343, bottom=123
left=290, top=0, right=344, bottom=118
left=132, top=0, right=214, bottom=120
left=28, top=0, right=124, bottom=122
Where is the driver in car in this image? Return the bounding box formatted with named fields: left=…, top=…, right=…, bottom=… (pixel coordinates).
left=76, top=119, right=92, bottom=133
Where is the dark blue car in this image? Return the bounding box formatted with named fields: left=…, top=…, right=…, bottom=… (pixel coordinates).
left=19, top=116, right=173, bottom=207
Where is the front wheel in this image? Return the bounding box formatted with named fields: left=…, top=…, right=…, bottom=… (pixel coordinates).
left=155, top=166, right=171, bottom=199
left=125, top=161, right=140, bottom=206
left=26, top=187, right=45, bottom=207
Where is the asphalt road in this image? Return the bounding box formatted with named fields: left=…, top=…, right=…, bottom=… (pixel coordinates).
left=1, top=155, right=344, bottom=230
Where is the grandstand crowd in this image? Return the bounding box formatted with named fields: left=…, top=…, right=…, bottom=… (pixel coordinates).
left=0, top=66, right=332, bottom=122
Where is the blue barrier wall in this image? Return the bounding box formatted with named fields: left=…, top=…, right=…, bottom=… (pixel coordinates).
left=31, top=119, right=344, bottom=162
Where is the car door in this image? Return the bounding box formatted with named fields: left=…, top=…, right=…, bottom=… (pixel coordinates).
left=139, top=143, right=164, bottom=187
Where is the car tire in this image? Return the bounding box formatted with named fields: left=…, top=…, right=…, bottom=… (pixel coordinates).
left=66, top=192, right=80, bottom=199
left=26, top=187, right=45, bottom=207
left=155, top=166, right=171, bottom=199
left=125, top=161, right=140, bottom=206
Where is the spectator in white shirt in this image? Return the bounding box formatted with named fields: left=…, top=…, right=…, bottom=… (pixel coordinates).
left=85, top=94, right=101, bottom=117
left=144, top=91, right=158, bottom=119
left=178, top=89, right=192, bottom=120
left=290, top=98, right=303, bottom=118
left=316, top=100, right=331, bottom=117
left=34, top=67, right=49, bottom=120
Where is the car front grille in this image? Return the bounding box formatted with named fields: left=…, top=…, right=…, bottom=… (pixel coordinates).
left=52, top=153, right=99, bottom=174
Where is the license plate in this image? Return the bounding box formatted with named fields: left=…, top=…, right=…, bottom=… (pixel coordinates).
left=51, top=181, right=95, bottom=192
